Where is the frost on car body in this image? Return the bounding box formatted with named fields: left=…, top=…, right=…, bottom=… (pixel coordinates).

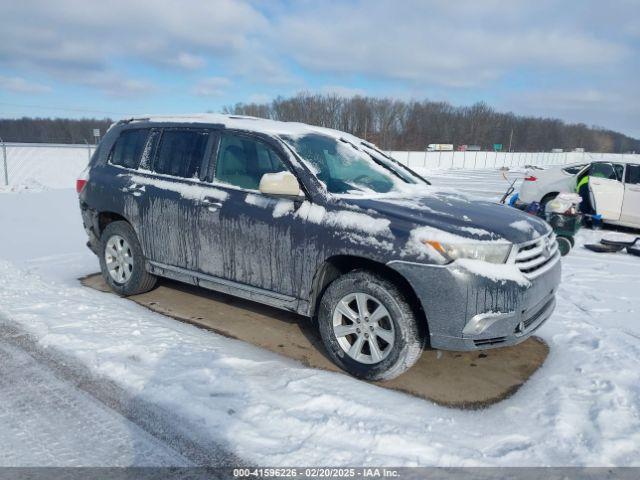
left=78, top=114, right=562, bottom=379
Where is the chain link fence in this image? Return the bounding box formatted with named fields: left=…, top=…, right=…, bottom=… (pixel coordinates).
left=1, top=141, right=96, bottom=189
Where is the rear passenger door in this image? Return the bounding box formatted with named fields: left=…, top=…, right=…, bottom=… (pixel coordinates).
left=589, top=162, right=625, bottom=221
left=101, top=127, right=153, bottom=238
left=202, top=131, right=305, bottom=299
left=121, top=128, right=216, bottom=270
left=621, top=164, right=640, bottom=226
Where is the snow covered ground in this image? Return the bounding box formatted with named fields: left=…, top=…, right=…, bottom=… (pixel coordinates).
left=0, top=170, right=639, bottom=467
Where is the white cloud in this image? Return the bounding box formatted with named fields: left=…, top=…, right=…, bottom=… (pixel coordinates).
left=0, top=0, right=267, bottom=94
left=165, top=53, right=207, bottom=70
left=321, top=86, right=366, bottom=98
left=247, top=93, right=273, bottom=104
left=274, top=0, right=630, bottom=88
left=499, top=85, right=640, bottom=137
left=232, top=54, right=299, bottom=86
left=194, top=77, right=232, bottom=97
left=0, top=76, right=51, bottom=94
left=0, top=0, right=637, bottom=136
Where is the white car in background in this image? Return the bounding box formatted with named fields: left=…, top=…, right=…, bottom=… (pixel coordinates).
left=518, top=160, right=640, bottom=229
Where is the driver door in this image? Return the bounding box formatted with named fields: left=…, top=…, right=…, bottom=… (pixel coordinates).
left=201, top=131, right=306, bottom=298
left=589, top=162, right=625, bottom=221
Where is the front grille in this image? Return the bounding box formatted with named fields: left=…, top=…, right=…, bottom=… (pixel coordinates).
left=473, top=337, right=507, bottom=347
left=514, top=232, right=560, bottom=279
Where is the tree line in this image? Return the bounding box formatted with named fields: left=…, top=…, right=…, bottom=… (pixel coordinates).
left=224, top=94, right=639, bottom=153
left=1, top=96, right=638, bottom=153
left=0, top=117, right=113, bottom=144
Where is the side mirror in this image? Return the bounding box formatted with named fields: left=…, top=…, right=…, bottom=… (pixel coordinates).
left=259, top=171, right=301, bottom=196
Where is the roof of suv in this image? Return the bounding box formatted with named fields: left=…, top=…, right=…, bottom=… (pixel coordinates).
left=120, top=113, right=367, bottom=145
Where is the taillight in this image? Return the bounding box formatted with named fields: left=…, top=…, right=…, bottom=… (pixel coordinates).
left=76, top=179, right=87, bottom=193
left=524, top=175, right=537, bottom=182
left=77, top=166, right=89, bottom=194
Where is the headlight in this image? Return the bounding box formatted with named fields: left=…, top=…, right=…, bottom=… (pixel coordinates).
left=423, top=240, right=512, bottom=264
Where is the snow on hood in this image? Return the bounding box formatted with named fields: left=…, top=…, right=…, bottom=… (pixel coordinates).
left=344, top=192, right=550, bottom=245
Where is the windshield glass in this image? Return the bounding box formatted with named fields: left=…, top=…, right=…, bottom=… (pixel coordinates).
left=282, top=133, right=419, bottom=194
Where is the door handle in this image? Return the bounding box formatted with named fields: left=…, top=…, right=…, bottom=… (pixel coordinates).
left=123, top=183, right=146, bottom=196
left=628, top=186, right=640, bottom=192
left=201, top=197, right=223, bottom=211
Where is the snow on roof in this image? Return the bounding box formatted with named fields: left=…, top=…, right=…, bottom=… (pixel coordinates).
left=129, top=113, right=366, bottom=144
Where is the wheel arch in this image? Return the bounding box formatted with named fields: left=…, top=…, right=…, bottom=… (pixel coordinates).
left=97, top=211, right=132, bottom=236
left=308, top=255, right=428, bottom=338
left=540, top=191, right=559, bottom=206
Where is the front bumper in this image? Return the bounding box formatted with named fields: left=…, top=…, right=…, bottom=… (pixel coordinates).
left=388, top=254, right=561, bottom=351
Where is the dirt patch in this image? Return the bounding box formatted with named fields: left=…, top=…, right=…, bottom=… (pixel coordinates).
left=82, top=273, right=549, bottom=409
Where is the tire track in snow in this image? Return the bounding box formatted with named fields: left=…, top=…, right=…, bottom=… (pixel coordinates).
left=0, top=317, right=244, bottom=467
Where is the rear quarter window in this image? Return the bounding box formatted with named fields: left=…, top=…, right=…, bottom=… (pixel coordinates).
left=109, top=129, right=150, bottom=169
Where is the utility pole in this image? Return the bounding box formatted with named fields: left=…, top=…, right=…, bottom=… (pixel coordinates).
left=508, top=128, right=514, bottom=152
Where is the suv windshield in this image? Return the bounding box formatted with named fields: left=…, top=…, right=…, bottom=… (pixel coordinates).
left=282, top=133, right=420, bottom=194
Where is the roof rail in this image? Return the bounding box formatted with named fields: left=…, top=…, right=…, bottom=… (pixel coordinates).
left=116, top=117, right=149, bottom=125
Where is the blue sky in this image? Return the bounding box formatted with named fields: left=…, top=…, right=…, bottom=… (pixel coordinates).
left=1, top=0, right=638, bottom=137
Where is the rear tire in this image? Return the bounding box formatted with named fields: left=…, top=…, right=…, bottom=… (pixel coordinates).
left=99, top=221, right=157, bottom=296
left=317, top=270, right=425, bottom=381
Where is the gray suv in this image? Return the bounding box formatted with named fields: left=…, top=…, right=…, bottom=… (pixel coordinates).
left=78, top=114, right=561, bottom=380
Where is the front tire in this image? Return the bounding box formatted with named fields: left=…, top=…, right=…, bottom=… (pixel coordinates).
left=557, top=235, right=572, bottom=256
left=317, top=270, right=425, bottom=381
left=99, top=221, right=157, bottom=296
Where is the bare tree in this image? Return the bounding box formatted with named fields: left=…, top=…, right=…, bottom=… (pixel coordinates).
left=226, top=93, right=639, bottom=153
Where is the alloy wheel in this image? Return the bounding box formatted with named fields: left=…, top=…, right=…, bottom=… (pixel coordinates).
left=105, top=234, right=134, bottom=284
left=332, top=292, right=395, bottom=364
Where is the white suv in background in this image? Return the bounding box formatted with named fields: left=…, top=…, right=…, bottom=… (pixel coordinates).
left=519, top=160, right=640, bottom=229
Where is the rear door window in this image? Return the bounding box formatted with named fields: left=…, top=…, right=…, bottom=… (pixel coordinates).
left=626, top=164, right=640, bottom=185
left=109, top=129, right=150, bottom=169
left=152, top=129, right=209, bottom=178
left=214, top=133, right=289, bottom=190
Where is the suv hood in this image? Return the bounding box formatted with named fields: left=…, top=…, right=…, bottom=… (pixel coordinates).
left=344, top=192, right=550, bottom=244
